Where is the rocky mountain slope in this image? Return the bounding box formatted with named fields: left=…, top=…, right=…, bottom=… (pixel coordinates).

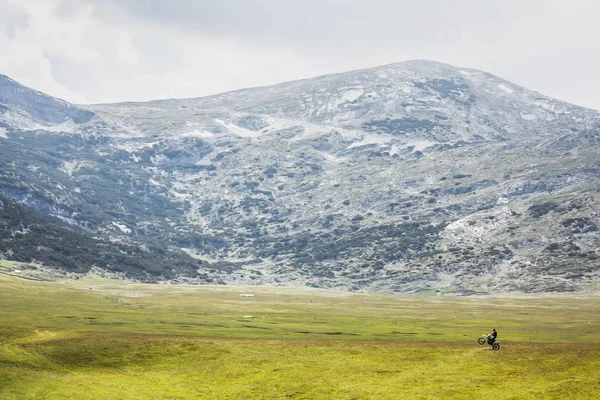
left=0, top=74, right=94, bottom=129
left=1, top=60, right=599, bottom=293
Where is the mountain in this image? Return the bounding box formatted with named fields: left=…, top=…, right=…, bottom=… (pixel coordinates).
left=1, top=60, right=599, bottom=293
left=0, top=74, right=94, bottom=129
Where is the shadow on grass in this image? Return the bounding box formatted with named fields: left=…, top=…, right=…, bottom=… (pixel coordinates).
left=14, top=331, right=230, bottom=371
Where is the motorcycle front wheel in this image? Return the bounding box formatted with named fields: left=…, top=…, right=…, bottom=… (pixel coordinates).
left=478, top=338, right=486, bottom=345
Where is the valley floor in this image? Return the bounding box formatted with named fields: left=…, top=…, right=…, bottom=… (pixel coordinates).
left=1, top=272, right=599, bottom=399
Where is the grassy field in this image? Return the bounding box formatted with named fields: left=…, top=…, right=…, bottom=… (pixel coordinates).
left=1, top=271, right=600, bottom=399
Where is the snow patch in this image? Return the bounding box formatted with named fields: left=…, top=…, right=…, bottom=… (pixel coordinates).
left=0, top=128, right=7, bottom=138
left=442, top=208, right=514, bottom=244
left=112, top=222, right=131, bottom=234
left=114, top=140, right=160, bottom=152
left=402, top=140, right=437, bottom=152
left=320, top=152, right=344, bottom=164
left=61, top=161, right=81, bottom=177
left=44, top=119, right=78, bottom=134
left=1, top=110, right=40, bottom=130
left=259, top=116, right=359, bottom=142
left=498, top=84, right=514, bottom=94
left=346, top=134, right=391, bottom=150
left=184, top=121, right=215, bottom=138
left=496, top=197, right=510, bottom=205
left=170, top=188, right=191, bottom=200
left=259, top=117, right=302, bottom=134
left=326, top=88, right=364, bottom=111
left=215, top=119, right=261, bottom=138
left=183, top=129, right=214, bottom=138
left=341, top=89, right=363, bottom=103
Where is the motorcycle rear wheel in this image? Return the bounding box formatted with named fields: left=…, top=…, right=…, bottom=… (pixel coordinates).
left=492, top=343, right=500, bottom=350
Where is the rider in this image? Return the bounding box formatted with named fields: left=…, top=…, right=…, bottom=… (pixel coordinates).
left=488, top=328, right=497, bottom=344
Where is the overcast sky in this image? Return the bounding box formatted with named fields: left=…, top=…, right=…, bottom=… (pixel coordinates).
left=1, top=0, right=599, bottom=109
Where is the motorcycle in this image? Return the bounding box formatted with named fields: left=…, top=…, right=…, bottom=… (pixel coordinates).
left=478, top=334, right=500, bottom=350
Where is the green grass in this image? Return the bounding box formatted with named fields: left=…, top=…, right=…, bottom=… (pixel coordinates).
left=1, top=273, right=600, bottom=399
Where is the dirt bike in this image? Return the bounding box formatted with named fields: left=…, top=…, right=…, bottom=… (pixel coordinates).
left=478, top=334, right=500, bottom=350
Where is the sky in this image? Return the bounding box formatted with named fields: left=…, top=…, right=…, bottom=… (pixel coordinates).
left=1, top=0, right=600, bottom=110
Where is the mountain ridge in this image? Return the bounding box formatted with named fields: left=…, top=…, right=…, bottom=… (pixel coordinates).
left=3, top=59, right=598, bottom=112
left=91, top=60, right=597, bottom=112
left=0, top=73, right=95, bottom=128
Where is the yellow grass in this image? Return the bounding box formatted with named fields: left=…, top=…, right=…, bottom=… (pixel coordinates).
left=1, top=273, right=599, bottom=399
